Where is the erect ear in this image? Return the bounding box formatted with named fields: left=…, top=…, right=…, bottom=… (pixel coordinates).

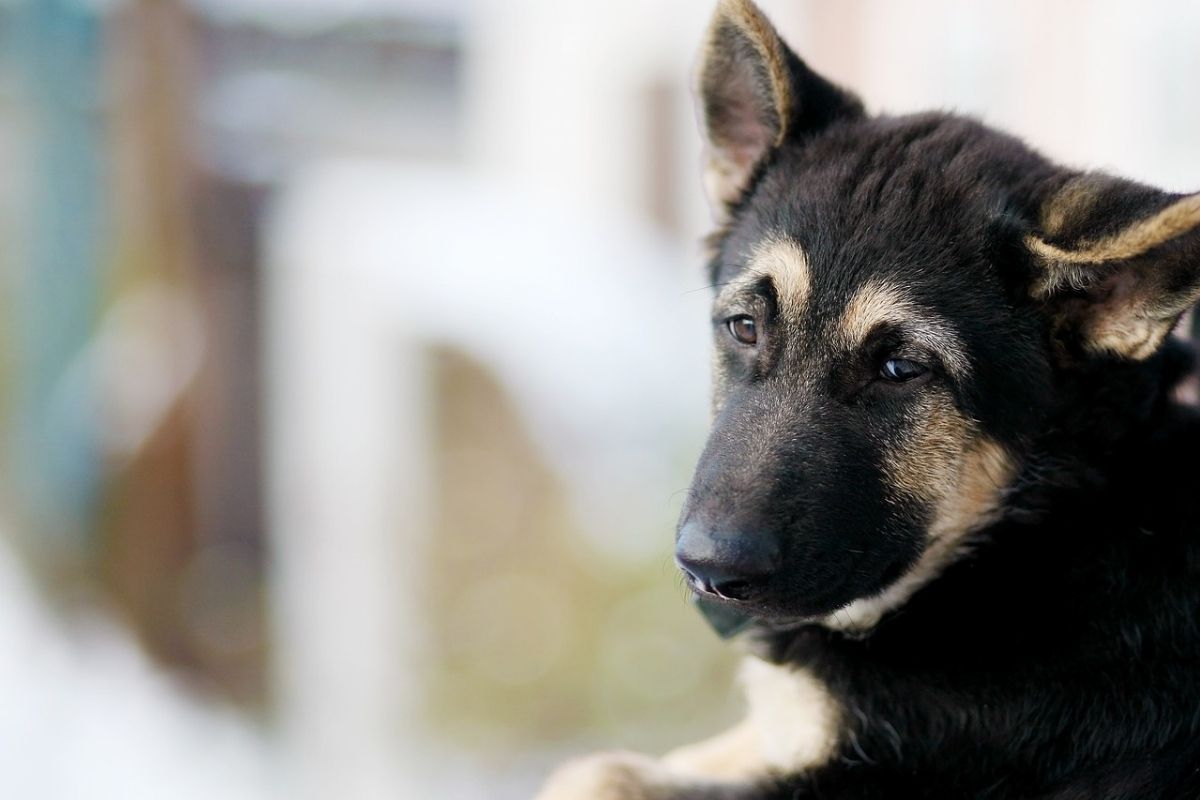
left=1026, top=173, right=1200, bottom=361
left=697, top=0, right=863, bottom=213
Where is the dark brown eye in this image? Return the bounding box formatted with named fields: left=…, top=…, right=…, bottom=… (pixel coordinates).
left=726, top=315, right=758, bottom=345
left=880, top=358, right=928, bottom=382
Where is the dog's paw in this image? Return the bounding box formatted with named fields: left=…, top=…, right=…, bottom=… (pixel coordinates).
left=535, top=751, right=672, bottom=800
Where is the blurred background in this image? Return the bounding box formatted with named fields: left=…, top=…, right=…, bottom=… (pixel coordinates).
left=0, top=0, right=1198, bottom=797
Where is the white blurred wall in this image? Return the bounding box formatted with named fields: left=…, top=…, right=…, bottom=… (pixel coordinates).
left=464, top=0, right=1200, bottom=245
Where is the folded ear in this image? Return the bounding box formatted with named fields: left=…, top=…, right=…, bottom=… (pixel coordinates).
left=697, top=0, right=862, bottom=213
left=1027, top=173, right=1200, bottom=360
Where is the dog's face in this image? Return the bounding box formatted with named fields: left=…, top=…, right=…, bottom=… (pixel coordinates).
left=678, top=0, right=1200, bottom=625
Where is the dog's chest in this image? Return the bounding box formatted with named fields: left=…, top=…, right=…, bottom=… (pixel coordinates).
left=740, top=655, right=840, bottom=772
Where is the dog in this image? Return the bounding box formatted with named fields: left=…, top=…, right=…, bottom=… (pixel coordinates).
left=536, top=1, right=1200, bottom=797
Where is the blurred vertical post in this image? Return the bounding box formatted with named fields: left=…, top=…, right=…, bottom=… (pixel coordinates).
left=265, top=174, right=430, bottom=798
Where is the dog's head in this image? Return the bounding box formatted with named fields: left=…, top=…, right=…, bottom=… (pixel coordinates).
left=677, top=0, right=1200, bottom=627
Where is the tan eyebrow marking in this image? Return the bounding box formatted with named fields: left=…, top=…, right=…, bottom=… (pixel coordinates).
left=752, top=238, right=810, bottom=316
left=837, top=278, right=970, bottom=379
left=716, top=237, right=811, bottom=317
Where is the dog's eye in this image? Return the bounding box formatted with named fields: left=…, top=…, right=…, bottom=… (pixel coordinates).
left=880, top=358, right=927, bottom=382
left=726, top=316, right=758, bottom=346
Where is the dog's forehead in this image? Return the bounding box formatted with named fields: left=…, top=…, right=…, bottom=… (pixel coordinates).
left=714, top=114, right=1028, bottom=338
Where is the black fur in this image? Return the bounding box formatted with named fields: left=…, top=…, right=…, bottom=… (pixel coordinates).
left=747, top=347, right=1200, bottom=798
left=677, top=3, right=1200, bottom=798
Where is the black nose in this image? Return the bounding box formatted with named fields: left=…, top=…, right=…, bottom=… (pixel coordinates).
left=675, top=520, right=779, bottom=602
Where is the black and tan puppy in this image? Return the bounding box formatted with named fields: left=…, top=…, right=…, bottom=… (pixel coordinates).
left=537, top=1, right=1200, bottom=797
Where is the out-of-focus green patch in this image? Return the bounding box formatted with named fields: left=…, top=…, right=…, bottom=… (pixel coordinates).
left=424, top=346, right=739, bottom=757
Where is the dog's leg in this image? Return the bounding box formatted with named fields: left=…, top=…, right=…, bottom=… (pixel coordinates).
left=661, top=719, right=763, bottom=780
left=533, top=729, right=771, bottom=800
left=536, top=657, right=838, bottom=799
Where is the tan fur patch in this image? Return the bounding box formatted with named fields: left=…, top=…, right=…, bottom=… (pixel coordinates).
left=740, top=656, right=840, bottom=771
left=661, top=720, right=762, bottom=780
left=879, top=391, right=968, bottom=502
left=712, top=237, right=810, bottom=319
left=837, top=279, right=970, bottom=379
left=1028, top=193, right=1200, bottom=273
left=1038, top=177, right=1101, bottom=238
left=825, top=435, right=1016, bottom=633
left=535, top=752, right=670, bottom=800
left=748, top=237, right=810, bottom=317
left=542, top=657, right=839, bottom=797
left=703, top=162, right=745, bottom=216
left=660, top=659, right=839, bottom=782
left=1081, top=307, right=1170, bottom=360
left=536, top=750, right=761, bottom=800
left=927, top=436, right=1015, bottom=541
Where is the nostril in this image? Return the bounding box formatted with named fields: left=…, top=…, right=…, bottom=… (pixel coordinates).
left=675, top=520, right=779, bottom=602
left=710, top=578, right=757, bottom=601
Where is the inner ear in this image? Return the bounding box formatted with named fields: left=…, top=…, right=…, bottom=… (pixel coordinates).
left=696, top=0, right=862, bottom=213
left=1027, top=173, right=1200, bottom=360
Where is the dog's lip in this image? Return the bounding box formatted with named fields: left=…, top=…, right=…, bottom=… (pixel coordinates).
left=680, top=546, right=916, bottom=621
left=686, top=579, right=833, bottom=620
left=690, top=587, right=823, bottom=634
left=683, top=560, right=892, bottom=621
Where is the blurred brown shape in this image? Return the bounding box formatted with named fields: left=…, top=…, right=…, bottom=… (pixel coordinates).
left=98, top=0, right=266, bottom=707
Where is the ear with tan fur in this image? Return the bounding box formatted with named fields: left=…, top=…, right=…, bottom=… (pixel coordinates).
left=697, top=0, right=862, bottom=213
left=1027, top=173, right=1200, bottom=360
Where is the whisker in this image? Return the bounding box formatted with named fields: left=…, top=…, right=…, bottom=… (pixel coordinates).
left=682, top=281, right=730, bottom=296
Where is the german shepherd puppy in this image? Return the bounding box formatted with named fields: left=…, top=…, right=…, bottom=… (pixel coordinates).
left=537, top=1, right=1200, bottom=797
